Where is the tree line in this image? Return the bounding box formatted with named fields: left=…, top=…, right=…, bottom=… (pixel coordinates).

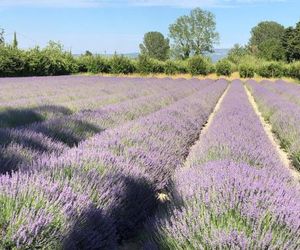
left=228, top=20, right=300, bottom=63
left=0, top=8, right=299, bottom=80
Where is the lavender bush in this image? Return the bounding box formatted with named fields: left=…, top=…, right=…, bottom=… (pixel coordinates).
left=147, top=161, right=300, bottom=249
left=0, top=76, right=194, bottom=128
left=145, top=80, right=300, bottom=249
left=261, top=79, right=300, bottom=106
left=4, top=79, right=227, bottom=247
left=0, top=78, right=210, bottom=174
left=0, top=171, right=116, bottom=249
left=247, top=79, right=300, bottom=170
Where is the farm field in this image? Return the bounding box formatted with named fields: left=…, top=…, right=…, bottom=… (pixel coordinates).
left=0, top=75, right=300, bottom=249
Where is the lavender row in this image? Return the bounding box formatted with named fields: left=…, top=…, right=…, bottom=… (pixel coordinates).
left=26, top=78, right=209, bottom=147
left=145, top=80, right=300, bottom=249
left=247, top=79, right=300, bottom=170
left=0, top=79, right=210, bottom=174
left=0, top=76, right=197, bottom=108
left=0, top=80, right=228, bottom=249
left=261, top=79, right=300, bottom=106
left=0, top=77, right=195, bottom=128
left=36, top=79, right=227, bottom=240
left=0, top=76, right=149, bottom=104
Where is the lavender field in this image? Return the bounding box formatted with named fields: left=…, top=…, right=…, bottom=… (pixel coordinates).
left=0, top=76, right=300, bottom=249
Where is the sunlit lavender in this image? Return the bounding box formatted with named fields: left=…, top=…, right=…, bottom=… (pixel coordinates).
left=247, top=79, right=300, bottom=170
left=1, top=76, right=300, bottom=249
left=145, top=80, right=300, bottom=249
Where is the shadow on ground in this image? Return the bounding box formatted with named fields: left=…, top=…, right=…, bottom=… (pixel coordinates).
left=0, top=105, right=73, bottom=128
left=0, top=105, right=102, bottom=174
left=63, top=173, right=159, bottom=249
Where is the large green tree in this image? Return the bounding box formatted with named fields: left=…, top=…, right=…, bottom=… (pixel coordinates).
left=249, top=21, right=285, bottom=60
left=169, top=8, right=219, bottom=59
left=139, top=31, right=170, bottom=61
left=282, top=21, right=300, bottom=62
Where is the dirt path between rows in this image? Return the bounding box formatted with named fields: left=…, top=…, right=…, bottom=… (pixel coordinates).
left=244, top=84, right=300, bottom=181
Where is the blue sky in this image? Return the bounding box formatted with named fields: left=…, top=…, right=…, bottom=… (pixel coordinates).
left=0, top=0, right=299, bottom=54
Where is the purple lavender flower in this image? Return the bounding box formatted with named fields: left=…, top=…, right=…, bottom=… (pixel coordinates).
left=145, top=80, right=300, bottom=249
left=29, top=79, right=227, bottom=243
left=247, top=79, right=300, bottom=170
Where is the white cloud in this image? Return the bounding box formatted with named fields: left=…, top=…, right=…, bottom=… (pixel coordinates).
left=0, top=0, right=286, bottom=8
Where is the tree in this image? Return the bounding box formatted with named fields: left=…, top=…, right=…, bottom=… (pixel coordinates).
left=13, top=32, right=18, bottom=48
left=282, top=21, right=300, bottom=62
left=257, top=38, right=285, bottom=61
left=139, top=31, right=170, bottom=61
left=249, top=21, right=285, bottom=60
left=169, top=8, right=219, bottom=59
left=227, top=44, right=249, bottom=64
left=0, top=28, right=4, bottom=45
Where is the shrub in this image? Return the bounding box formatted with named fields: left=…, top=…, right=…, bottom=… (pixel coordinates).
left=239, top=63, right=255, bottom=78
left=208, top=63, right=216, bottom=74
left=289, top=61, right=300, bottom=80
left=40, top=41, right=78, bottom=76
left=78, top=55, right=110, bottom=74
left=0, top=45, right=78, bottom=77
left=257, top=61, right=284, bottom=78
left=175, top=60, right=189, bottom=74
left=23, top=43, right=78, bottom=76
left=282, top=64, right=291, bottom=77
left=0, top=46, right=26, bottom=77
left=109, top=54, right=135, bottom=74
left=137, top=55, right=164, bottom=74
left=164, top=60, right=178, bottom=75
left=187, top=55, right=211, bottom=76
left=227, top=44, right=250, bottom=65
left=216, top=59, right=233, bottom=76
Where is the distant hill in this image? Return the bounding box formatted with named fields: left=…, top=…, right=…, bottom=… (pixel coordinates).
left=74, top=49, right=230, bottom=62
left=205, top=49, right=230, bottom=63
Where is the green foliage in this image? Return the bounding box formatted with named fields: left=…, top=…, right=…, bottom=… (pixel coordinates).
left=239, top=63, right=255, bottom=78
left=282, top=22, right=300, bottom=62
left=175, top=60, right=189, bottom=74
left=257, top=61, right=284, bottom=78
left=25, top=47, right=52, bottom=76
left=109, top=54, right=135, bottom=74
left=249, top=21, right=285, bottom=51
left=137, top=55, right=165, bottom=74
left=41, top=41, right=78, bottom=75
left=140, top=31, right=170, bottom=61
left=216, top=59, right=233, bottom=76
left=0, top=42, right=78, bottom=77
left=188, top=55, right=211, bottom=76
left=257, top=38, right=285, bottom=61
left=227, top=44, right=249, bottom=64
left=164, top=60, right=178, bottom=75
left=249, top=21, right=285, bottom=61
left=12, top=32, right=18, bottom=48
left=282, top=64, right=291, bottom=77
left=169, top=8, right=219, bottom=59
left=77, top=55, right=110, bottom=74
left=0, top=46, right=26, bottom=77
left=289, top=61, right=300, bottom=80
